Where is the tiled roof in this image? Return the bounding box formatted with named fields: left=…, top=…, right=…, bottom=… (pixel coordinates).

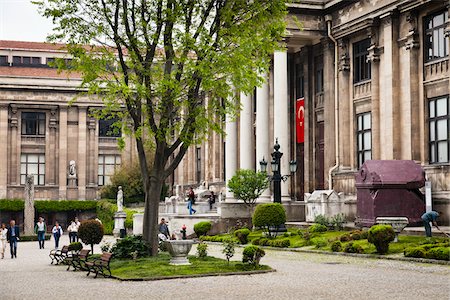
left=0, top=40, right=67, bottom=52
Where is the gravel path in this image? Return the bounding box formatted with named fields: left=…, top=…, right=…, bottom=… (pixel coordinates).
left=1, top=235, right=449, bottom=300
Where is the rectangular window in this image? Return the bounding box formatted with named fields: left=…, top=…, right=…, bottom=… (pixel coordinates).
left=12, top=56, right=42, bottom=66
left=314, top=55, right=323, bottom=93
left=353, top=39, right=371, bottom=83
left=20, top=154, right=45, bottom=185
left=0, top=55, right=8, bottom=66
left=98, top=154, right=121, bottom=186
left=21, top=112, right=46, bottom=136
left=425, top=10, right=449, bottom=62
left=429, top=96, right=449, bottom=163
left=357, top=112, right=372, bottom=168
left=99, top=118, right=121, bottom=138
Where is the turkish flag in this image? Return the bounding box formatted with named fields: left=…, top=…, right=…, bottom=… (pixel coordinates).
left=296, top=98, right=305, bottom=143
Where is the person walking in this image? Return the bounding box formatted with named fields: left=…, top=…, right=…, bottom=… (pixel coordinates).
left=34, top=217, right=47, bottom=249
left=0, top=223, right=7, bottom=259
left=74, top=217, right=81, bottom=242
left=6, top=220, right=20, bottom=259
left=421, top=211, right=441, bottom=237
left=67, top=221, right=78, bottom=243
left=52, top=222, right=63, bottom=249
left=187, top=187, right=196, bottom=215
left=208, top=191, right=216, bottom=210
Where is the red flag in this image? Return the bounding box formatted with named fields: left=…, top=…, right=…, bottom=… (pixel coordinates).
left=296, top=98, right=305, bottom=143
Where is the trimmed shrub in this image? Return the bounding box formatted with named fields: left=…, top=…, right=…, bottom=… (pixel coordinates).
left=200, top=235, right=235, bottom=243
left=78, top=220, right=104, bottom=254
left=111, top=235, right=149, bottom=259
left=252, top=238, right=290, bottom=248
left=331, top=241, right=343, bottom=252
left=197, top=243, right=208, bottom=258
left=339, top=234, right=351, bottom=242
left=0, top=199, right=24, bottom=211
left=344, top=242, right=364, bottom=254
left=426, top=247, right=450, bottom=261
left=234, top=228, right=251, bottom=244
left=314, top=214, right=330, bottom=227
left=252, top=203, right=286, bottom=238
left=368, top=225, right=395, bottom=254
left=35, top=200, right=97, bottom=212
left=194, top=221, right=212, bottom=237
left=242, top=245, right=265, bottom=266
left=350, top=230, right=363, bottom=240
left=68, top=242, right=83, bottom=252
left=404, top=247, right=427, bottom=258
left=19, top=234, right=51, bottom=241
left=360, top=231, right=369, bottom=239
left=309, top=224, right=327, bottom=233
left=222, top=239, right=236, bottom=264
left=311, top=237, right=327, bottom=249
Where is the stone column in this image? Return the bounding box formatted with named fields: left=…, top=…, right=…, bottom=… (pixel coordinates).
left=47, top=108, right=57, bottom=185
left=24, top=175, right=35, bottom=236
left=8, top=105, right=18, bottom=185
left=273, top=50, right=291, bottom=200
left=225, top=111, right=238, bottom=200
left=239, top=92, right=254, bottom=170
left=58, top=107, right=68, bottom=199
left=367, top=26, right=381, bottom=160
left=338, top=39, right=351, bottom=167
left=78, top=107, right=87, bottom=200
left=0, top=105, right=8, bottom=198
left=87, top=116, right=96, bottom=185
left=256, top=74, right=271, bottom=199
left=405, top=12, right=421, bottom=161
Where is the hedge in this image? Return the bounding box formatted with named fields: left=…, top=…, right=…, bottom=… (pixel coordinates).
left=34, top=200, right=97, bottom=212
left=0, top=199, right=24, bottom=211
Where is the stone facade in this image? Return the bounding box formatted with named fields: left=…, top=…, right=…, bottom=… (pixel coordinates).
left=174, top=0, right=450, bottom=223
left=0, top=41, right=135, bottom=200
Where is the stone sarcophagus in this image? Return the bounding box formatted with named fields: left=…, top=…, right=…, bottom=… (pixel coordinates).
left=355, top=160, right=425, bottom=227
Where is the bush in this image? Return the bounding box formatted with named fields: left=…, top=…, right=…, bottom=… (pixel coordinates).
left=368, top=225, right=395, bottom=254
left=18, top=234, right=51, bottom=241
left=311, top=237, right=327, bottom=249
left=234, top=228, right=251, bottom=244
left=35, top=200, right=97, bottom=212
left=111, top=235, right=149, bottom=259
left=344, top=242, right=364, bottom=254
left=350, top=230, right=363, bottom=240
left=0, top=199, right=24, bottom=211
left=309, top=224, right=327, bottom=233
left=197, top=243, right=208, bottom=258
left=194, top=221, right=212, bottom=237
left=426, top=247, right=450, bottom=261
left=252, top=203, right=286, bottom=237
left=100, top=241, right=112, bottom=253
left=200, top=235, right=235, bottom=243
left=252, top=238, right=290, bottom=248
left=222, top=239, right=236, bottom=264
left=330, top=213, right=346, bottom=230
left=242, top=245, right=265, bottom=266
left=78, top=220, right=104, bottom=254
left=331, top=241, right=343, bottom=252
left=99, top=162, right=144, bottom=201
left=68, top=242, right=83, bottom=252
left=96, top=200, right=117, bottom=235
left=339, top=234, right=351, bottom=242
left=360, top=231, right=369, bottom=239
left=404, top=247, right=427, bottom=258
left=227, top=169, right=270, bottom=206
left=314, top=214, right=330, bottom=227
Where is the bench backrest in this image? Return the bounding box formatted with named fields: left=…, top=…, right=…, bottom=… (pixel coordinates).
left=100, top=252, right=113, bottom=265
left=61, top=245, right=70, bottom=253
left=78, top=249, right=90, bottom=259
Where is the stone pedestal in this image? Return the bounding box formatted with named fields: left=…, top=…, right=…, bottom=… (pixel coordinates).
left=24, top=175, right=35, bottom=236
left=164, top=240, right=194, bottom=265
left=113, top=212, right=127, bottom=238
left=376, top=217, right=409, bottom=242
left=133, top=213, right=144, bottom=235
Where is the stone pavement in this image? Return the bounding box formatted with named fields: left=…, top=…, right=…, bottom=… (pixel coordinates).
left=0, top=234, right=449, bottom=300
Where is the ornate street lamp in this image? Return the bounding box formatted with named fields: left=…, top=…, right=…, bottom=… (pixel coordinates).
left=259, top=138, right=297, bottom=203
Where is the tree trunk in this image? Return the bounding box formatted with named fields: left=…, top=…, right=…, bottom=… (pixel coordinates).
left=142, top=175, right=163, bottom=256
left=91, top=243, right=94, bottom=254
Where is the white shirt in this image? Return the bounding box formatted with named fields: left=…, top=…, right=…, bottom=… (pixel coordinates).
left=52, top=226, right=63, bottom=235
left=36, top=222, right=45, bottom=231
left=0, top=228, right=7, bottom=240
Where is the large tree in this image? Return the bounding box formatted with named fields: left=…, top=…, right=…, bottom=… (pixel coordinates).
left=35, top=0, right=287, bottom=255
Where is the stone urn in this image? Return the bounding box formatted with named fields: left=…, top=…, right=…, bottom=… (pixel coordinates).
left=164, top=240, right=195, bottom=265
left=376, top=217, right=409, bottom=242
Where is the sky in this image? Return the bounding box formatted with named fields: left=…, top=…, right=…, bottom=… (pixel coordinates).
left=0, top=0, right=54, bottom=42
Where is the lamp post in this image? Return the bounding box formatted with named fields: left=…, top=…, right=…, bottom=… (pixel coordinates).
left=259, top=138, right=297, bottom=203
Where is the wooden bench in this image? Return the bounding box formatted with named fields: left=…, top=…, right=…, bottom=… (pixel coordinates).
left=49, top=245, right=70, bottom=265
left=66, top=249, right=91, bottom=271
left=86, top=252, right=113, bottom=278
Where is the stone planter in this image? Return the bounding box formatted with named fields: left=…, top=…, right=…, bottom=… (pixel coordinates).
left=164, top=240, right=195, bottom=265
left=376, top=217, right=409, bottom=242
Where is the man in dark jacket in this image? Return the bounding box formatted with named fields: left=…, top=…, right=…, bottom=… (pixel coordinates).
left=6, top=219, right=20, bottom=258
left=421, top=211, right=440, bottom=237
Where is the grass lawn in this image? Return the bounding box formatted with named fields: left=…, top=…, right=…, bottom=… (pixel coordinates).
left=110, top=253, right=271, bottom=280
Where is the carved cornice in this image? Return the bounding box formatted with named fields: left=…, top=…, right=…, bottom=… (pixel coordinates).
left=9, top=105, right=18, bottom=128
left=366, top=44, right=380, bottom=63
left=405, top=11, right=419, bottom=50
left=49, top=108, right=58, bottom=129
left=333, top=18, right=377, bottom=40
left=338, top=39, right=350, bottom=73
left=88, top=117, right=97, bottom=130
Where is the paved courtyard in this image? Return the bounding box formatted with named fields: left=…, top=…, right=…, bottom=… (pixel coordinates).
left=1, top=235, right=449, bottom=300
